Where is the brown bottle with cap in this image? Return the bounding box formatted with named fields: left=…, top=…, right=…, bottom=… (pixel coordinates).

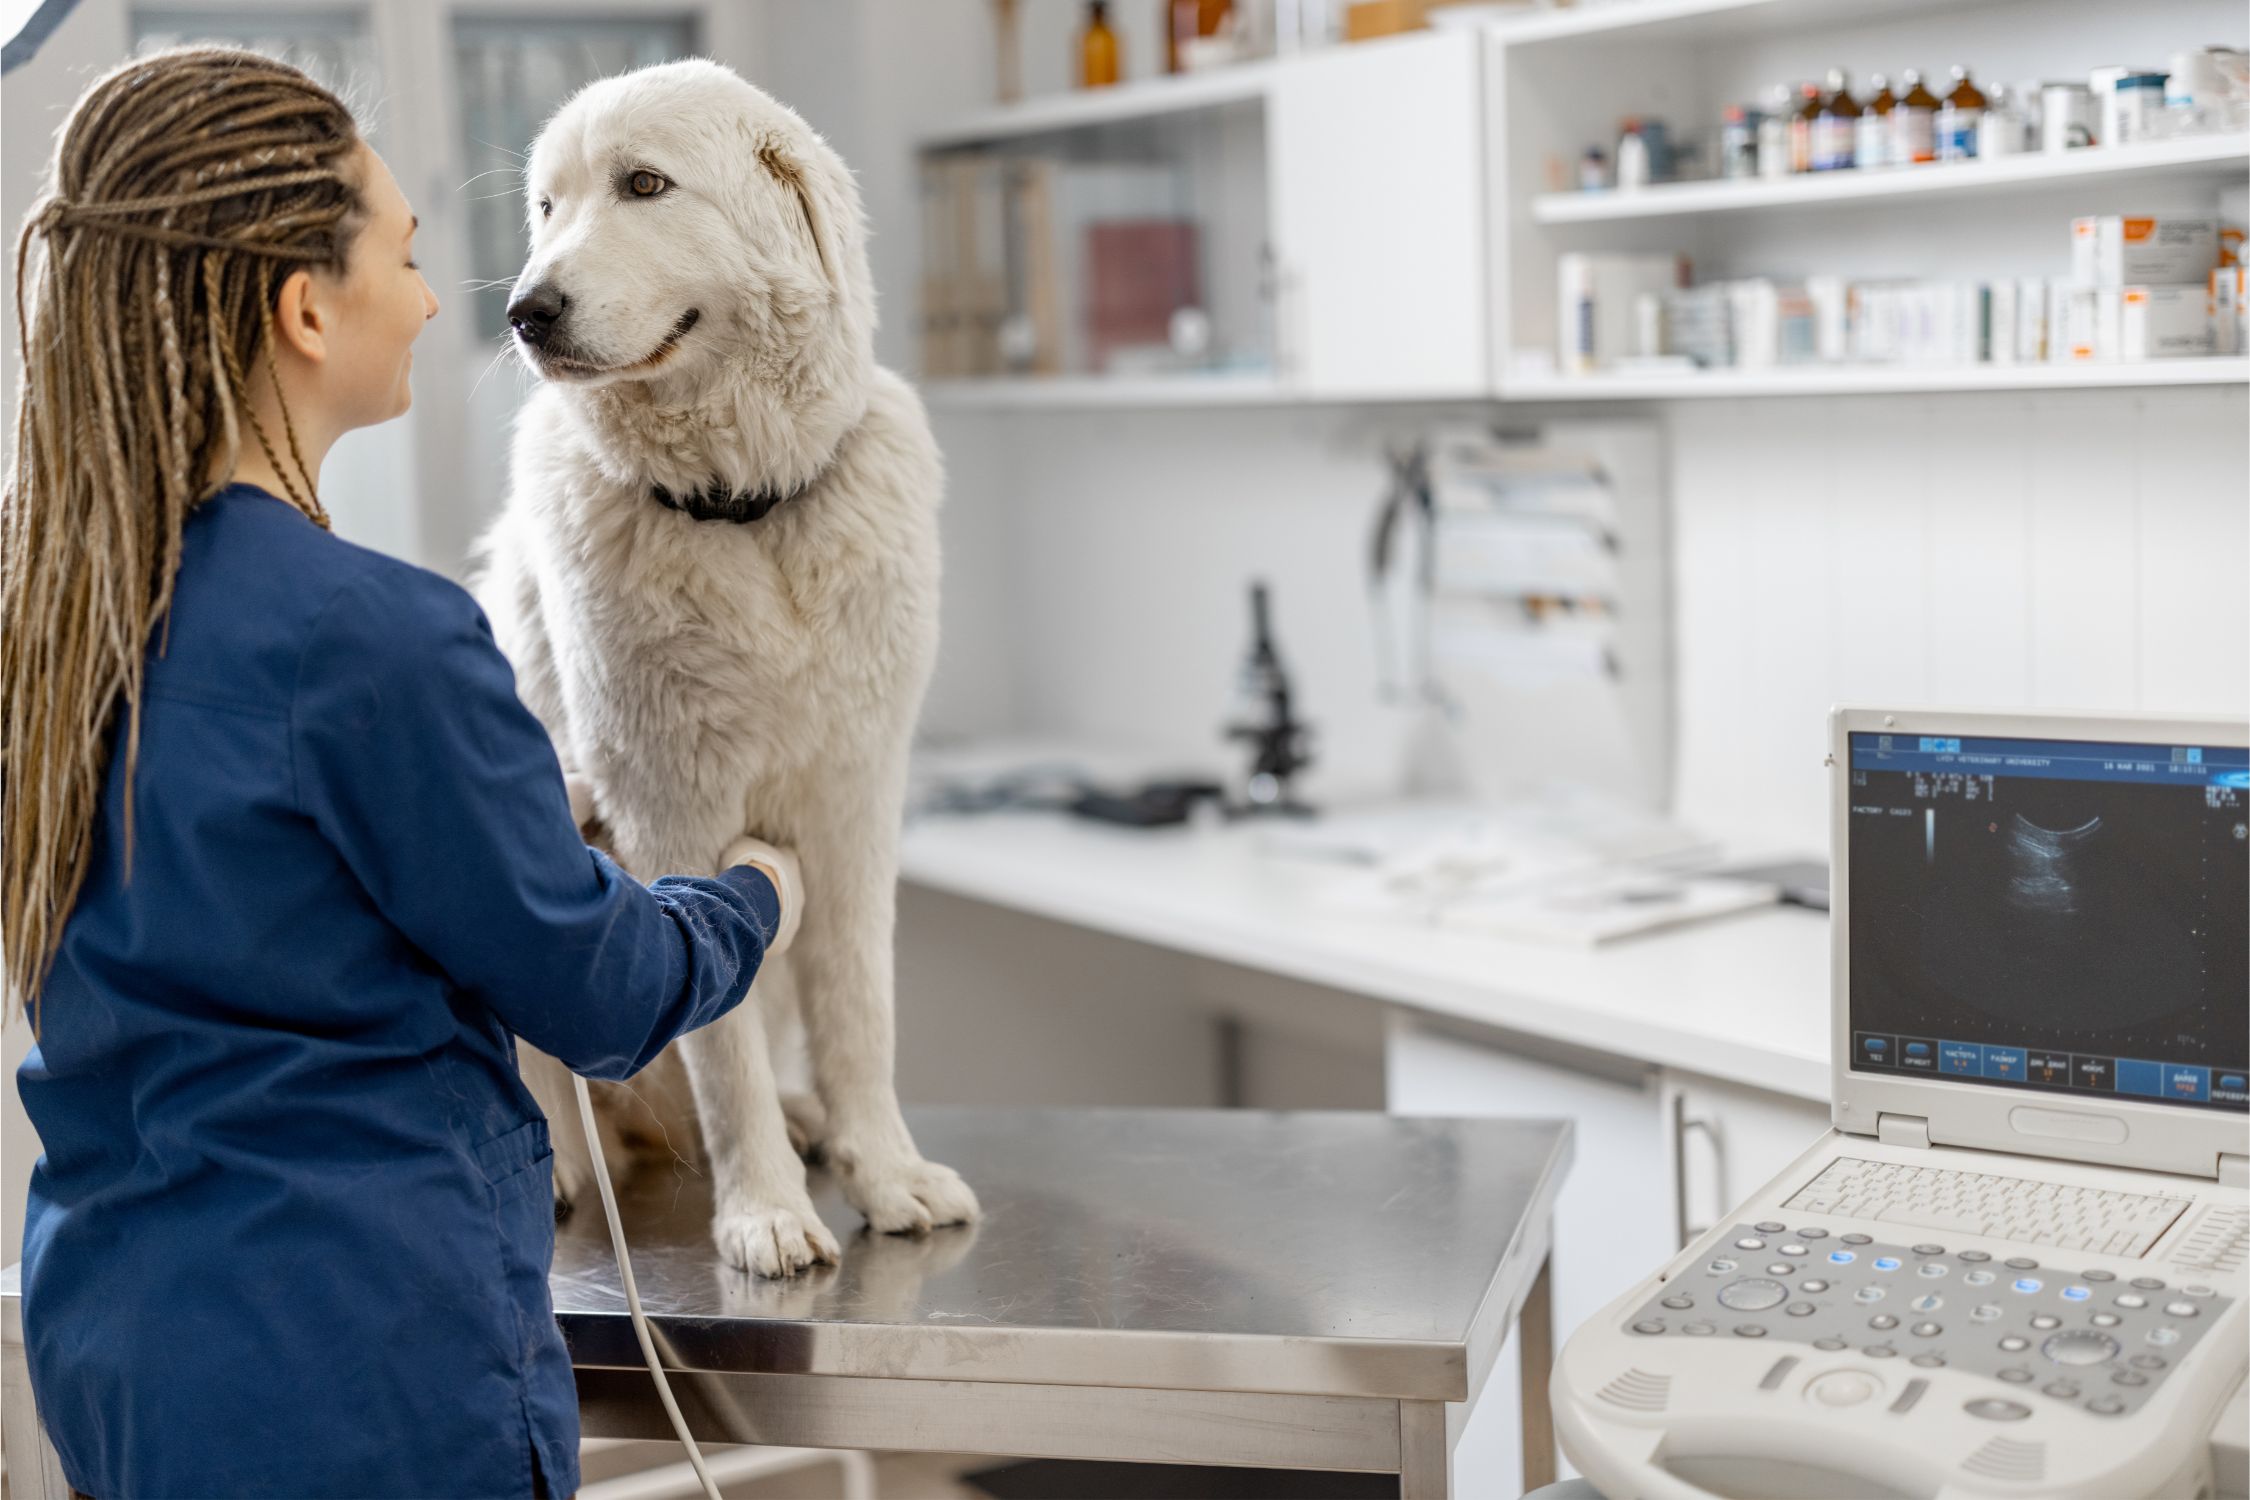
left=1080, top=0, right=1120, bottom=88
left=1891, top=68, right=1941, bottom=164
left=1814, top=68, right=1861, bottom=170
left=1856, top=74, right=1895, bottom=168
left=1788, top=82, right=1823, bottom=174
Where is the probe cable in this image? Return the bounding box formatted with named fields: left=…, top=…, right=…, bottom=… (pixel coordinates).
left=573, top=1072, right=725, bottom=1500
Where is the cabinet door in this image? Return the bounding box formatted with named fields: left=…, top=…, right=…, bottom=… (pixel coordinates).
left=1269, top=31, right=1488, bottom=398
left=1386, top=1018, right=1670, bottom=1492
left=1661, top=1070, right=1834, bottom=1248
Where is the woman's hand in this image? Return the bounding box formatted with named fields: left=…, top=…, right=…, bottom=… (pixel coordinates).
left=721, top=835, right=802, bottom=956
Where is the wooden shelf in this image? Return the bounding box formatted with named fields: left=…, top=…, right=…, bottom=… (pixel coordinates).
left=1498, top=359, right=2250, bottom=400
left=918, top=62, right=1274, bottom=151
left=1533, top=134, right=2250, bottom=225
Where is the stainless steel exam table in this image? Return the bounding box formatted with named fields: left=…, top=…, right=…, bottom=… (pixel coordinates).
left=4, top=1107, right=1571, bottom=1499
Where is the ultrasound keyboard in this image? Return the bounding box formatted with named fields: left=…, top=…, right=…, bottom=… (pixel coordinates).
left=1785, top=1157, right=2194, bottom=1257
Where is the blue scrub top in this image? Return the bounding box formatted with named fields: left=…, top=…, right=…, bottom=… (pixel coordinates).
left=17, top=484, right=782, bottom=1500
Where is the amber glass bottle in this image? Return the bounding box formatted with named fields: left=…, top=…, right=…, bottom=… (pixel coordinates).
left=1891, top=69, right=1941, bottom=164
left=1081, top=0, right=1121, bottom=88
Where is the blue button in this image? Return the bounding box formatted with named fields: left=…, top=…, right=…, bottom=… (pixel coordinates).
left=1874, top=1257, right=1902, bottom=1272
left=2163, top=1065, right=2209, bottom=1103
left=1940, top=1042, right=1982, bottom=1076
left=1830, top=1250, right=1856, bottom=1265
left=1982, top=1046, right=2026, bottom=1081
left=2013, top=1278, right=2042, bottom=1294
left=1904, top=1041, right=1932, bottom=1059
left=2118, top=1059, right=2166, bottom=1098
left=2063, top=1286, right=2091, bottom=1302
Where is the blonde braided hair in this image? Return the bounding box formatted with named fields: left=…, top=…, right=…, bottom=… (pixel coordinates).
left=3, top=47, right=367, bottom=1023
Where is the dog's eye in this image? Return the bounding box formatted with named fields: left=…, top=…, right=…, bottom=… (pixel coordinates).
left=539, top=197, right=552, bottom=219
left=629, top=170, right=668, bottom=198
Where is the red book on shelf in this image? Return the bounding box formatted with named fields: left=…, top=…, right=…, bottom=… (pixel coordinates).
left=1083, top=220, right=1200, bottom=372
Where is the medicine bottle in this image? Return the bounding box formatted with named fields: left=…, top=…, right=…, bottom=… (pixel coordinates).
left=1856, top=74, right=1894, bottom=169
left=1757, top=86, right=1792, bottom=179
left=1891, top=69, right=1940, bottom=164
left=1080, top=0, right=1120, bottom=88
left=1813, top=68, right=1860, bottom=171
left=1937, top=64, right=1985, bottom=161
left=1165, top=0, right=1230, bottom=74
left=1789, top=82, right=1822, bottom=174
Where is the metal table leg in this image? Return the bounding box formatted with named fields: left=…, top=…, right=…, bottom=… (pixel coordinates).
left=1519, top=1254, right=1558, bottom=1492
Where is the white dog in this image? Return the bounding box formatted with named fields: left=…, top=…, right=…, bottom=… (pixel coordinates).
left=471, top=59, right=977, bottom=1277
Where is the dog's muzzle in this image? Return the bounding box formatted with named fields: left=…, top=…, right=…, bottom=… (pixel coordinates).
left=507, top=282, right=567, bottom=348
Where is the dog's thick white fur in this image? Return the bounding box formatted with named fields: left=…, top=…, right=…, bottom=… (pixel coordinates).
left=470, top=59, right=977, bottom=1277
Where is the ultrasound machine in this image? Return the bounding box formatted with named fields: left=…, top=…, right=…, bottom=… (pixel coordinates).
left=1555, top=708, right=2250, bottom=1500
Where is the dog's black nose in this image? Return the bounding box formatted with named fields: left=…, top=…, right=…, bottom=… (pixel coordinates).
left=507, top=284, right=567, bottom=346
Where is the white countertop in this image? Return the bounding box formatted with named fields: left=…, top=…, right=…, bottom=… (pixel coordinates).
left=898, top=807, right=1832, bottom=1100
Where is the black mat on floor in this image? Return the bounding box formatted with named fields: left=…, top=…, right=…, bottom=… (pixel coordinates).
left=962, top=1459, right=1394, bottom=1499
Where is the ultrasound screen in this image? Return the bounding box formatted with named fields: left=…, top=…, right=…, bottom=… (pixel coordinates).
left=1847, top=732, right=2248, bottom=1113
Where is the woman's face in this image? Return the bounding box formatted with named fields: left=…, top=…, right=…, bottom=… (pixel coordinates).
left=314, top=144, right=439, bottom=428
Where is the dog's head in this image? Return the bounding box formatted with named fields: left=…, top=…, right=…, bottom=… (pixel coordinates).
left=507, top=60, right=872, bottom=397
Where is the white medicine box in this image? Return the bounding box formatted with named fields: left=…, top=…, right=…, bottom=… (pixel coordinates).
left=2071, top=216, right=2222, bottom=289
left=2116, top=286, right=2216, bottom=360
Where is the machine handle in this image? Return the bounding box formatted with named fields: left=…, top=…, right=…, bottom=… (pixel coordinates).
left=1567, top=1402, right=1999, bottom=1500
left=1671, top=1094, right=1726, bottom=1249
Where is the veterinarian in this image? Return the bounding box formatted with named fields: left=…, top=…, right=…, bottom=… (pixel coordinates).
left=1, top=50, right=801, bottom=1500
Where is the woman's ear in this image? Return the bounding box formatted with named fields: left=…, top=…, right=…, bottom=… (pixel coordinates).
left=271, top=267, right=329, bottom=365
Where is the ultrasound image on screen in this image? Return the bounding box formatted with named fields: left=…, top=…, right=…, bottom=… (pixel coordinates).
left=1847, top=734, right=2248, bottom=1114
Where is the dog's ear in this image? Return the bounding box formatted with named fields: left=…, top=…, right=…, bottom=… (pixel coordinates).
left=757, top=142, right=842, bottom=299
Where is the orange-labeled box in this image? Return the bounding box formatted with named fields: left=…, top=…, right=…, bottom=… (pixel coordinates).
left=2070, top=215, right=2221, bottom=288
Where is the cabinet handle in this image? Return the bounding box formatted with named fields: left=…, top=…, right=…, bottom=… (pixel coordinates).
left=1672, top=1093, right=1727, bottom=1249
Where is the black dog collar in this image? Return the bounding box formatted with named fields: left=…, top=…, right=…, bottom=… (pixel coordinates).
left=650, top=479, right=802, bottom=524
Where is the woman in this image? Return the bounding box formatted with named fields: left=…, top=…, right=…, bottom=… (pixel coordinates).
left=2, top=48, right=799, bottom=1499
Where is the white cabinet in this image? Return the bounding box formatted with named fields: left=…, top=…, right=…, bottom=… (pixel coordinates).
left=1661, top=1069, right=1834, bottom=1247
left=1386, top=1017, right=1671, bottom=1492
left=1268, top=30, right=1490, bottom=399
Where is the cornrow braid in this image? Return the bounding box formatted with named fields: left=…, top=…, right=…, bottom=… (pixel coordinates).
left=2, top=46, right=367, bottom=1026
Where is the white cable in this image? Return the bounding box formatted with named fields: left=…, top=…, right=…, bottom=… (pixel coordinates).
left=573, top=1073, right=724, bottom=1500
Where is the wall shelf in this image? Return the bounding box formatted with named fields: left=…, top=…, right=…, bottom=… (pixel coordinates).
left=1498, top=358, right=2250, bottom=400
left=1532, top=133, right=2250, bottom=225
left=918, top=61, right=1276, bottom=151
left=923, top=373, right=1289, bottom=409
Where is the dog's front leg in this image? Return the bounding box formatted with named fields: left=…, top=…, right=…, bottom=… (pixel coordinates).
left=792, top=772, right=980, bottom=1235
left=611, top=811, right=839, bottom=1278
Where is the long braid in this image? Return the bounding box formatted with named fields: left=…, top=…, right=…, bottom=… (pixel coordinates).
left=2, top=47, right=365, bottom=1025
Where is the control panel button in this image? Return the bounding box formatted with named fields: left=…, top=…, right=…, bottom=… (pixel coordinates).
left=2012, top=1278, right=2043, bottom=1295
left=2164, top=1301, right=2198, bottom=1318
left=1998, top=1368, right=2034, bottom=1384
left=2130, top=1354, right=2167, bottom=1371
left=1873, top=1256, right=1903, bottom=1272
left=1966, top=1398, right=2031, bottom=1421
left=1808, top=1371, right=1879, bottom=1408
left=2130, top=1277, right=2165, bottom=1291
left=1911, top=1321, right=1942, bottom=1338
left=1855, top=1287, right=1887, bottom=1304
left=2088, top=1396, right=2126, bottom=1416
left=1685, top=1321, right=1716, bottom=1335
left=1958, top=1250, right=1992, bottom=1263
left=1800, top=1279, right=1830, bottom=1293
left=2062, top=1286, right=2091, bottom=1302
left=1707, top=1259, right=1739, bottom=1275
left=1999, top=1335, right=2030, bottom=1353
left=1869, top=1314, right=1899, bottom=1330
left=1780, top=1243, right=1807, bottom=1256
left=1767, top=1264, right=1795, bottom=1277
left=1971, top=1303, right=2003, bottom=1322
left=2005, top=1257, right=2039, bottom=1271
left=1786, top=1302, right=1816, bottom=1317
left=2117, top=1294, right=2148, bottom=1310
left=1910, top=1293, right=1944, bottom=1313
left=1661, top=1295, right=1694, bottom=1310
left=1917, top=1263, right=1949, bottom=1279
left=2112, top=1370, right=2149, bottom=1387
left=1734, top=1325, right=1768, bottom=1338
left=2091, top=1312, right=2122, bottom=1328
left=1911, top=1243, right=1945, bottom=1256
left=1842, top=1233, right=1873, bottom=1245
left=2043, top=1381, right=2080, bottom=1398
left=1910, top=1354, right=1945, bottom=1369
left=2184, top=1284, right=2214, bottom=1298
left=1632, top=1319, right=1665, bottom=1335
left=2030, top=1314, right=2061, bottom=1331
left=1798, top=1228, right=1829, bottom=1239
left=2083, top=1269, right=2116, bottom=1282
left=1829, top=1250, right=1857, bottom=1265
left=2147, top=1328, right=2181, bottom=1347
left=1717, top=1278, right=1789, bottom=1312
left=1964, top=1270, right=1997, bottom=1287
left=1814, top=1337, right=1848, bottom=1351
left=1735, top=1237, right=1767, bottom=1250
left=1754, top=1221, right=1787, bottom=1234
left=1865, top=1345, right=1898, bottom=1359
left=2041, top=1331, right=2119, bottom=1366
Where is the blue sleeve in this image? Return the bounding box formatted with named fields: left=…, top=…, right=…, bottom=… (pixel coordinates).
left=289, top=564, right=779, bottom=1080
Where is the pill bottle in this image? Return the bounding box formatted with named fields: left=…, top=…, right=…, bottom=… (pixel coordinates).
left=1937, top=64, right=1986, bottom=161
left=1813, top=69, right=1861, bottom=170
left=1789, top=82, right=1823, bottom=174
left=1892, top=69, right=1940, bottom=164
left=1856, top=74, right=1895, bottom=168
left=1757, top=86, right=1793, bottom=179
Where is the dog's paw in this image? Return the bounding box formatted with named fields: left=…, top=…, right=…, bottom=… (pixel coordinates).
left=780, top=1092, right=829, bottom=1161
left=836, top=1152, right=982, bottom=1236
left=551, top=1152, right=596, bottom=1221
left=713, top=1201, right=842, bottom=1278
